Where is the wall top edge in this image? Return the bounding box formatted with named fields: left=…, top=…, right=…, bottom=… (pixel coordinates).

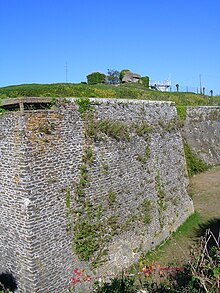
left=0, top=97, right=175, bottom=106
left=1, top=97, right=219, bottom=109
left=0, top=97, right=52, bottom=106
left=67, top=97, right=176, bottom=106
left=186, top=105, right=220, bottom=109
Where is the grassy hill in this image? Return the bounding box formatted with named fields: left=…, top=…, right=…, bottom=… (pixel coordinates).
left=0, top=82, right=220, bottom=106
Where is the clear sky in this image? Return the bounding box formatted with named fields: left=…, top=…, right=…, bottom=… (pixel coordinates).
left=1, top=0, right=220, bottom=94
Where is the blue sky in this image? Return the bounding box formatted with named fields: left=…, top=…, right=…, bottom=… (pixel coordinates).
left=1, top=0, right=220, bottom=94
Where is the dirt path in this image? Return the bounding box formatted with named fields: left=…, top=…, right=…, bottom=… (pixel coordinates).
left=156, top=166, right=220, bottom=266
left=192, top=165, right=220, bottom=219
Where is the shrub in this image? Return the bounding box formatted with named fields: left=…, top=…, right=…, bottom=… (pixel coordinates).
left=141, top=76, right=150, bottom=87
left=87, top=72, right=106, bottom=85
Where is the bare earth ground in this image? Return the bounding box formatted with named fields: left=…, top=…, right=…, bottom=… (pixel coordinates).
left=156, top=166, right=220, bottom=266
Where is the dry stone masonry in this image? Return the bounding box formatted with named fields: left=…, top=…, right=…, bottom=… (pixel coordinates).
left=181, top=106, right=220, bottom=166
left=3, top=97, right=217, bottom=292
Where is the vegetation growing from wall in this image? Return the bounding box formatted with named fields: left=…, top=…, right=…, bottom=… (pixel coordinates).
left=133, top=121, right=153, bottom=141
left=156, top=169, right=166, bottom=228
left=176, top=105, right=187, bottom=121
left=65, top=188, right=71, bottom=231
left=66, top=102, right=124, bottom=265
left=65, top=101, right=156, bottom=265
left=75, top=97, right=91, bottom=117
left=142, top=199, right=151, bottom=224
left=72, top=148, right=117, bottom=264
left=84, top=113, right=131, bottom=142
left=183, top=141, right=209, bottom=177
left=136, top=146, right=151, bottom=165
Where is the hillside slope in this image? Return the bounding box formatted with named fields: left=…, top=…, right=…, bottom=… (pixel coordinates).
left=0, top=83, right=220, bottom=106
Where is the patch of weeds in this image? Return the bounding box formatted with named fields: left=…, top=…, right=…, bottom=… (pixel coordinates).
left=73, top=201, right=105, bottom=261
left=176, top=106, right=187, bottom=121
left=73, top=220, right=101, bottom=261
left=163, top=118, right=178, bottom=132
left=75, top=97, right=91, bottom=117
left=156, top=170, right=165, bottom=201
left=65, top=188, right=72, bottom=231
left=73, top=205, right=120, bottom=262
left=97, top=204, right=103, bottom=221
left=122, top=214, right=138, bottom=231
left=183, top=140, right=209, bottom=177
left=207, top=109, right=220, bottom=121
left=50, top=96, right=57, bottom=107
left=133, top=121, right=153, bottom=141
left=158, top=119, right=165, bottom=129
left=108, top=191, right=116, bottom=207
left=122, top=199, right=152, bottom=230
left=101, top=161, right=109, bottom=174
left=98, top=119, right=130, bottom=141
left=107, top=215, right=120, bottom=236
left=38, top=121, right=55, bottom=134
left=75, top=164, right=89, bottom=199
left=83, top=147, right=94, bottom=165
left=156, top=169, right=166, bottom=228
left=84, top=112, right=99, bottom=139
left=142, top=199, right=151, bottom=224
left=136, top=146, right=151, bottom=165
left=145, top=146, right=151, bottom=159
left=136, top=154, right=146, bottom=164
left=171, top=197, right=179, bottom=206
left=84, top=114, right=130, bottom=142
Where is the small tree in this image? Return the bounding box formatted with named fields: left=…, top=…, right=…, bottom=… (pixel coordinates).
left=86, top=72, right=106, bottom=85
left=141, top=76, right=150, bottom=88
left=210, top=90, right=213, bottom=96
left=176, top=84, right=179, bottom=92
left=106, top=69, right=120, bottom=85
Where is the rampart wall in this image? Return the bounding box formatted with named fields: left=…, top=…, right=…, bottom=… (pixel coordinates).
left=182, top=106, right=220, bottom=166
left=2, top=98, right=218, bottom=292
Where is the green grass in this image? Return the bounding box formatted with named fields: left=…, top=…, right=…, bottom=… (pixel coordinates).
left=142, top=212, right=202, bottom=265
left=0, top=82, right=220, bottom=106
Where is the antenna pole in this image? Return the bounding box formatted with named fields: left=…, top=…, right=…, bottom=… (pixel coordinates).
left=65, top=62, right=68, bottom=83
left=199, top=74, right=202, bottom=94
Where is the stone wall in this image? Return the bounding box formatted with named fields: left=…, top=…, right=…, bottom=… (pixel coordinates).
left=0, top=98, right=194, bottom=292
left=182, top=106, right=220, bottom=166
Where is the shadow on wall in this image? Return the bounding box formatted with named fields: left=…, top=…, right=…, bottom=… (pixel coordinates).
left=0, top=272, right=17, bottom=292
